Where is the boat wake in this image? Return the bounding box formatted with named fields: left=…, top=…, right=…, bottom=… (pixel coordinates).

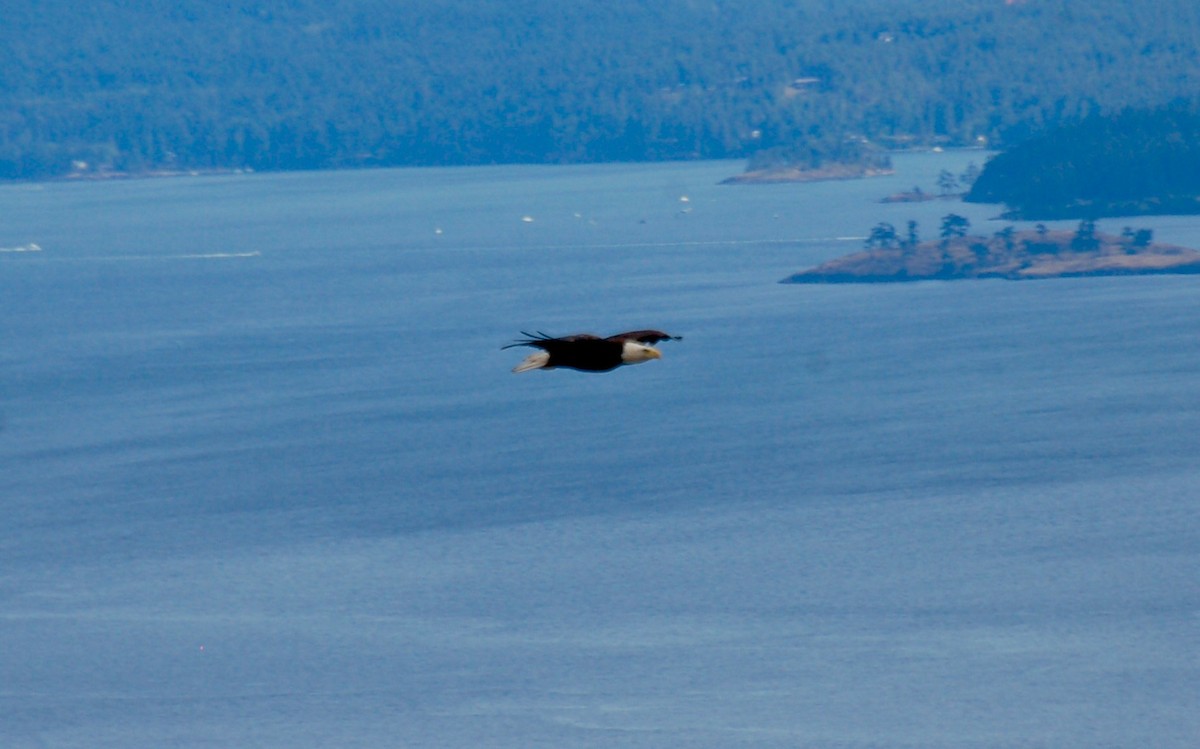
left=177, top=251, right=262, bottom=259
left=55, top=250, right=260, bottom=262
left=451, top=236, right=869, bottom=254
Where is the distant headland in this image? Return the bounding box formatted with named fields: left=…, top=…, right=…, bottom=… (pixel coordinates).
left=783, top=217, right=1200, bottom=283
left=965, top=107, right=1200, bottom=219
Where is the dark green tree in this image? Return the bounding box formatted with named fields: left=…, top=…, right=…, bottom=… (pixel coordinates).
left=866, top=222, right=898, bottom=249
left=1071, top=219, right=1100, bottom=251
left=937, top=169, right=960, bottom=196
left=939, top=213, right=971, bottom=240
left=995, top=225, right=1016, bottom=254
left=903, top=220, right=920, bottom=252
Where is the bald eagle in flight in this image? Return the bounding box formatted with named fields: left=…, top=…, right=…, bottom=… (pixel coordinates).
left=505, top=330, right=681, bottom=373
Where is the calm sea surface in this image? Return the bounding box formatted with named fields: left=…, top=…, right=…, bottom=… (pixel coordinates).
left=2, top=153, right=1198, bottom=748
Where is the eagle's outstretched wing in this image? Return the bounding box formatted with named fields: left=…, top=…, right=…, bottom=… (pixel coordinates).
left=605, top=330, right=682, bottom=345
left=501, top=331, right=603, bottom=350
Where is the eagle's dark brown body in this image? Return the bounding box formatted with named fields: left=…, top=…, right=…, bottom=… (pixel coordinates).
left=504, top=330, right=681, bottom=373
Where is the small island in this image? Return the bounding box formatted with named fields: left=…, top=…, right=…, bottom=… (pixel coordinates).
left=783, top=216, right=1200, bottom=283
left=723, top=139, right=892, bottom=185
left=722, top=162, right=893, bottom=185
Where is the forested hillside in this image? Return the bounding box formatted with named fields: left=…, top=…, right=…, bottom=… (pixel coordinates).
left=965, top=106, right=1200, bottom=219
left=2, top=0, right=1199, bottom=179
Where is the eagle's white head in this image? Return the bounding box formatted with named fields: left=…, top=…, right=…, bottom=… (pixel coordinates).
left=620, top=342, right=663, bottom=365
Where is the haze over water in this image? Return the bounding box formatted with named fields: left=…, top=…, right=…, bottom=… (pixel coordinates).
left=3, top=152, right=1198, bottom=748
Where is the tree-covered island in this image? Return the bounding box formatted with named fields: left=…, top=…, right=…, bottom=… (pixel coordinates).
left=720, top=140, right=894, bottom=184
left=782, top=215, right=1200, bottom=283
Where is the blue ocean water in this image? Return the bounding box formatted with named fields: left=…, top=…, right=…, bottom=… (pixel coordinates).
left=2, top=153, right=1198, bottom=748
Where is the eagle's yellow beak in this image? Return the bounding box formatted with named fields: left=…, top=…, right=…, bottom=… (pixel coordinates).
left=647, top=348, right=662, bottom=359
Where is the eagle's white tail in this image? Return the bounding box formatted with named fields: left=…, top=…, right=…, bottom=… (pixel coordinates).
left=512, top=351, right=551, bottom=373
